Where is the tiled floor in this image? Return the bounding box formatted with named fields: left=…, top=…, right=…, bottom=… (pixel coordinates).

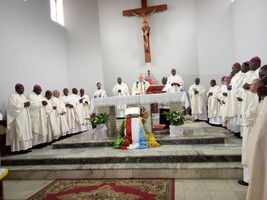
left=3, top=179, right=247, bottom=200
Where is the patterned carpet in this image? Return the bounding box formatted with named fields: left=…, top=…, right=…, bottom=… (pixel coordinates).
left=27, top=179, right=174, bottom=200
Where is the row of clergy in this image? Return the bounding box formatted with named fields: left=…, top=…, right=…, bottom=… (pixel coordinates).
left=235, top=64, right=267, bottom=200
left=4, top=56, right=262, bottom=153
left=95, top=69, right=185, bottom=98
left=188, top=57, right=267, bottom=199
left=6, top=85, right=92, bottom=153
left=188, top=57, right=262, bottom=130
left=110, top=56, right=262, bottom=130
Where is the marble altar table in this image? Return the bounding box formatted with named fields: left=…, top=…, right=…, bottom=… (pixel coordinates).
left=92, top=92, right=189, bottom=137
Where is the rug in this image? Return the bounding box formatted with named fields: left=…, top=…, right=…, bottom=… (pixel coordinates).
left=27, top=179, right=174, bottom=200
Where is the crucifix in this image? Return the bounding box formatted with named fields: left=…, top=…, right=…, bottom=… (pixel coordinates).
left=123, top=0, right=167, bottom=63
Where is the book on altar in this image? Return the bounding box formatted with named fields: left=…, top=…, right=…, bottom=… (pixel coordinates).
left=146, top=85, right=165, bottom=94
left=125, top=107, right=140, bottom=116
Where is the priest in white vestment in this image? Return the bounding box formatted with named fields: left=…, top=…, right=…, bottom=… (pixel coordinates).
left=207, top=79, right=221, bottom=125
left=236, top=61, right=251, bottom=127
left=112, top=77, right=130, bottom=117
left=246, top=65, right=267, bottom=200
left=229, top=63, right=244, bottom=93
left=225, top=63, right=243, bottom=134
left=218, top=76, right=231, bottom=127
left=162, top=77, right=174, bottom=93
left=80, top=88, right=92, bottom=131
left=237, top=57, right=261, bottom=135
left=27, top=85, right=48, bottom=146
left=6, top=83, right=33, bottom=153
left=247, top=56, right=261, bottom=85
left=167, top=68, right=184, bottom=92
left=132, top=73, right=150, bottom=95
left=93, top=82, right=108, bottom=98
left=51, top=90, right=69, bottom=138
left=238, top=79, right=262, bottom=186
left=188, top=78, right=207, bottom=121
left=70, top=88, right=86, bottom=132
left=43, top=90, right=60, bottom=142
left=60, top=88, right=76, bottom=134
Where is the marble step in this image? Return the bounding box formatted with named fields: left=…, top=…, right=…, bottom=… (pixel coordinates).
left=3, top=162, right=243, bottom=180
left=1, top=144, right=241, bottom=166
left=52, top=127, right=227, bottom=149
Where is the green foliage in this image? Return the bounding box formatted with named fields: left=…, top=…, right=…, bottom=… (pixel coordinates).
left=163, top=111, right=185, bottom=126
left=86, top=112, right=109, bottom=126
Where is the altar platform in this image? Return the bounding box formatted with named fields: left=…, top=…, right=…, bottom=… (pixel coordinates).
left=0, top=122, right=243, bottom=180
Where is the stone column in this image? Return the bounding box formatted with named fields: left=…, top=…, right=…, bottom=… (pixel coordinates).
left=98, top=106, right=117, bottom=137
left=143, top=104, right=152, bottom=133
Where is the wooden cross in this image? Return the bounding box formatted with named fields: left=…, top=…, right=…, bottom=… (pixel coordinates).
left=123, top=0, right=167, bottom=63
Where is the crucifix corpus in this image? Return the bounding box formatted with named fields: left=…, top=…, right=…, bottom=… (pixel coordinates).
left=123, top=0, right=167, bottom=63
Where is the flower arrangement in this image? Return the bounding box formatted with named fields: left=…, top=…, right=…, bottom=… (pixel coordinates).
left=163, top=111, right=185, bottom=126
left=86, top=112, right=109, bottom=127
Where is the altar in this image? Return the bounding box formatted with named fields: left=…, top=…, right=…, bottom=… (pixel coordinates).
left=91, top=92, right=189, bottom=137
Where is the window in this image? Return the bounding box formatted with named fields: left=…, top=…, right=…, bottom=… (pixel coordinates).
left=50, top=0, right=64, bottom=26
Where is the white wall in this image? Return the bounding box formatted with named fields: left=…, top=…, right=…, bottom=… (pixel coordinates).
left=64, top=0, right=103, bottom=96
left=98, top=0, right=199, bottom=95
left=0, top=0, right=68, bottom=117
left=232, top=0, right=267, bottom=65
left=195, top=0, right=235, bottom=88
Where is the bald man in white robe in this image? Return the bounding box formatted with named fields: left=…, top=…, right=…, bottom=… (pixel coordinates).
left=226, top=63, right=245, bottom=134
left=167, top=68, right=184, bottom=92
left=6, top=83, right=33, bottom=153
left=236, top=61, right=251, bottom=127
left=43, top=90, right=60, bottom=142
left=70, top=88, right=86, bottom=132
left=80, top=88, right=92, bottom=131
left=60, top=88, right=76, bottom=134
left=51, top=90, right=69, bottom=138
left=27, top=85, right=48, bottom=146
left=188, top=78, right=207, bottom=121
left=218, top=77, right=228, bottom=127
left=207, top=79, right=221, bottom=125
left=113, top=77, right=130, bottom=117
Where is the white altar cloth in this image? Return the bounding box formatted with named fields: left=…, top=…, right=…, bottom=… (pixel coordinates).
left=92, top=92, right=189, bottom=109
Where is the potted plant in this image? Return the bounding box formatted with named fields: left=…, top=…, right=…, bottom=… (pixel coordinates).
left=86, top=112, right=109, bottom=140
left=163, top=111, right=185, bottom=137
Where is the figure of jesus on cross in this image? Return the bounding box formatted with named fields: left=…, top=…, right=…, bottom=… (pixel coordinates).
left=123, top=0, right=167, bottom=63
left=133, top=10, right=155, bottom=53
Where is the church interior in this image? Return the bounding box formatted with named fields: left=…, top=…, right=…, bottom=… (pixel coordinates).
left=0, top=0, right=267, bottom=199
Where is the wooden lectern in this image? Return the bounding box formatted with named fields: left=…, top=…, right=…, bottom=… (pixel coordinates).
left=146, top=85, right=165, bottom=94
